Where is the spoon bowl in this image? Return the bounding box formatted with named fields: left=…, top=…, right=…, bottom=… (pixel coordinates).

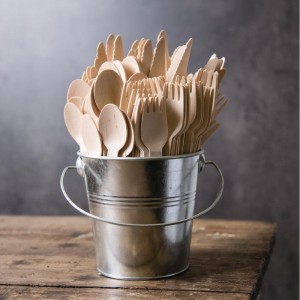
left=98, top=104, right=128, bottom=157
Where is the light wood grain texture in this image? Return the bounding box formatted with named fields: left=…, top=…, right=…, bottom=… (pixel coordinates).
left=0, top=286, right=248, bottom=300
left=0, top=216, right=275, bottom=300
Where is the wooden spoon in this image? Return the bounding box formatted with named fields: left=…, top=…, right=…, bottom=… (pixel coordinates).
left=93, top=69, right=124, bottom=111
left=121, top=56, right=141, bottom=78
left=64, top=103, right=86, bottom=153
left=112, top=60, right=127, bottom=82
left=98, top=61, right=120, bottom=75
left=83, top=85, right=100, bottom=127
left=68, top=96, right=84, bottom=112
left=67, top=79, right=90, bottom=101
left=98, top=104, right=128, bottom=157
left=81, top=114, right=102, bottom=156
left=119, top=112, right=134, bottom=157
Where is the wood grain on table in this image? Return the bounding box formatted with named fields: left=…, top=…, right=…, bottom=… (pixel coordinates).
left=0, top=216, right=275, bottom=300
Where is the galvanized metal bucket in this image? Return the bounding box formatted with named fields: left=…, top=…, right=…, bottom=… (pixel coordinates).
left=60, top=150, right=223, bottom=280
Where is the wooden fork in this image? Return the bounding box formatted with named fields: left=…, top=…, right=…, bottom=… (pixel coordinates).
left=162, top=82, right=185, bottom=155
left=140, top=96, right=168, bottom=157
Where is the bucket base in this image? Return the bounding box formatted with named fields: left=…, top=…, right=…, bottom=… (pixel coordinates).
left=96, top=265, right=190, bottom=280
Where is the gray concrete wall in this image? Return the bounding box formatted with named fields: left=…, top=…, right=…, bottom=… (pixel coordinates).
left=0, top=0, right=298, bottom=298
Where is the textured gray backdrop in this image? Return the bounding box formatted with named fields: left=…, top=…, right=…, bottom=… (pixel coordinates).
left=0, top=0, right=298, bottom=299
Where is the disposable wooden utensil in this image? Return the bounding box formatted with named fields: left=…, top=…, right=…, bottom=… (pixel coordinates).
left=87, top=79, right=94, bottom=86
left=193, top=87, right=216, bottom=152
left=204, top=56, right=219, bottom=72
left=212, top=94, right=228, bottom=120
left=182, top=82, right=204, bottom=154
left=112, top=60, right=127, bottom=82
left=90, top=41, right=108, bottom=79
left=91, top=66, right=99, bottom=78
left=204, top=54, right=225, bottom=72
left=218, top=69, right=226, bottom=86
left=194, top=68, right=203, bottom=82
left=83, top=87, right=100, bottom=127
left=180, top=80, right=197, bottom=153
left=121, top=56, right=141, bottom=78
left=127, top=72, right=146, bottom=83
left=205, top=70, right=214, bottom=88
left=148, top=78, right=156, bottom=95
left=106, top=34, right=115, bottom=61
left=119, top=80, right=144, bottom=114
left=119, top=112, right=134, bottom=157
left=64, top=103, right=86, bottom=152
left=119, top=82, right=129, bottom=111
left=140, top=39, right=153, bottom=75
left=68, top=96, right=84, bottom=112
left=203, top=55, right=226, bottom=88
left=127, top=86, right=139, bottom=118
left=154, top=76, right=165, bottom=97
left=175, top=38, right=193, bottom=79
left=112, top=35, right=124, bottom=61
left=165, top=46, right=185, bottom=82
left=67, top=79, right=90, bottom=101
left=82, top=70, right=87, bottom=81
left=200, top=69, right=208, bottom=86
left=81, top=114, right=102, bottom=156
left=172, top=84, right=189, bottom=155
left=199, top=120, right=220, bottom=148
left=162, top=83, right=185, bottom=155
left=95, top=42, right=107, bottom=65
left=93, top=69, right=124, bottom=111
left=157, top=30, right=171, bottom=70
left=131, top=97, right=149, bottom=157
left=149, top=37, right=166, bottom=78
left=127, top=39, right=139, bottom=56
left=98, top=104, right=128, bottom=157
left=82, top=66, right=95, bottom=84
left=137, top=38, right=146, bottom=61
left=85, top=67, right=92, bottom=79
left=99, top=61, right=120, bottom=75
left=211, top=72, right=219, bottom=106
left=140, top=97, right=168, bottom=157
left=171, top=46, right=180, bottom=61
left=166, top=39, right=193, bottom=83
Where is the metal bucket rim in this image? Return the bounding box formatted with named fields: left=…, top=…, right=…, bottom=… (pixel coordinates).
left=77, top=149, right=204, bottom=161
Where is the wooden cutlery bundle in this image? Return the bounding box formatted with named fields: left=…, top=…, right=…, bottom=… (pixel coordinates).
left=64, top=31, right=228, bottom=157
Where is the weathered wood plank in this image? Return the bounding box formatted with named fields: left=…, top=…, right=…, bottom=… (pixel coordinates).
left=0, top=216, right=275, bottom=298
left=0, top=286, right=249, bottom=300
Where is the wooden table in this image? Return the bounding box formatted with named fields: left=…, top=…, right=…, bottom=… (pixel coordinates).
left=0, top=216, right=275, bottom=300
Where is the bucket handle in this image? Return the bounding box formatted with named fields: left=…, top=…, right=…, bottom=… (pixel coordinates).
left=60, top=160, right=223, bottom=227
